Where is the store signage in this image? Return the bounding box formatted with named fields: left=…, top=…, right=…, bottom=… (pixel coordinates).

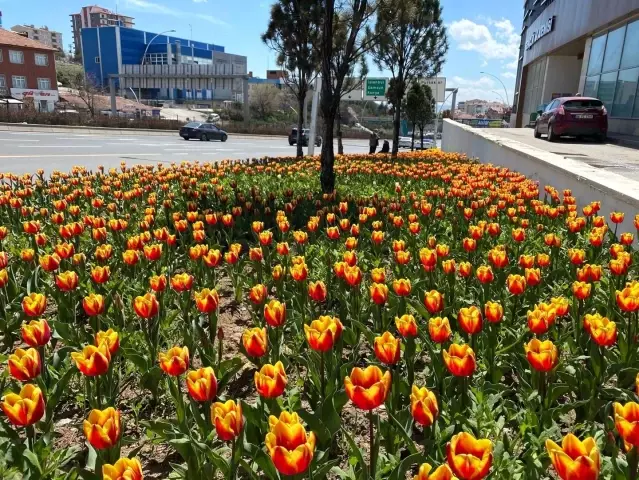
left=525, top=16, right=555, bottom=50
left=10, top=88, right=59, bottom=101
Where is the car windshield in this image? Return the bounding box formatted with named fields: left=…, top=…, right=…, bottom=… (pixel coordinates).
left=564, top=99, right=603, bottom=109
left=185, top=122, right=202, bottom=128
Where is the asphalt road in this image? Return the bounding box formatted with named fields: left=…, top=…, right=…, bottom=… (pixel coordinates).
left=0, top=131, right=372, bottom=175
left=488, top=128, right=639, bottom=182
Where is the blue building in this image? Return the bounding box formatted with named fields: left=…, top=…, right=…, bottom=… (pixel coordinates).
left=81, top=26, right=247, bottom=102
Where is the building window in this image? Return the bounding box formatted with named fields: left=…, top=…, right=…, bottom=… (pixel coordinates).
left=34, top=53, right=49, bottom=66
left=597, top=72, right=618, bottom=112
left=0, top=49, right=3, bottom=62
left=37, top=78, right=51, bottom=90
left=612, top=68, right=639, bottom=118
left=583, top=75, right=600, bottom=98
left=9, top=50, right=24, bottom=64
left=12, top=76, right=27, bottom=88
left=587, top=35, right=606, bottom=76
left=621, top=20, right=639, bottom=70
left=602, top=25, right=626, bottom=73
left=95, top=56, right=101, bottom=64
left=0, top=75, right=5, bottom=88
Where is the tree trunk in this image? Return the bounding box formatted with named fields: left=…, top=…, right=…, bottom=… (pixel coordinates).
left=320, top=113, right=335, bottom=193
left=320, top=0, right=335, bottom=194
left=392, top=101, right=401, bottom=157
left=411, top=123, right=415, bottom=151
left=420, top=126, right=424, bottom=150
left=337, top=105, right=344, bottom=155
left=296, top=94, right=305, bottom=158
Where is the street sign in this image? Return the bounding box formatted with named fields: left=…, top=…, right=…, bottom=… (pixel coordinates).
left=342, top=90, right=363, bottom=101
left=364, top=78, right=389, bottom=101
left=420, top=77, right=447, bottom=103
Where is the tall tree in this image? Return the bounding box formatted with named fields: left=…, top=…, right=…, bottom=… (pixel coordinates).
left=319, top=0, right=377, bottom=193
left=403, top=82, right=434, bottom=150
left=262, top=0, right=322, bottom=157
left=372, top=0, right=448, bottom=156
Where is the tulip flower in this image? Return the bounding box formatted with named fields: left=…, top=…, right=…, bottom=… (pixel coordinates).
left=419, top=248, right=437, bottom=272
left=95, top=329, right=120, bottom=356
left=291, top=262, right=308, bottom=282
left=39, top=253, right=61, bottom=272
left=264, top=300, right=286, bottom=327
left=546, top=433, right=600, bottom=480
left=186, top=367, right=217, bottom=402
left=103, top=458, right=143, bottom=480
left=429, top=317, right=452, bottom=344
left=370, top=283, right=389, bottom=305
left=308, top=281, right=327, bottom=302
left=410, top=385, right=439, bottom=427
left=255, top=361, right=287, bottom=398
left=82, top=293, right=105, bottom=317
left=345, top=365, right=391, bottom=411
left=507, top=274, right=526, bottom=296
left=527, top=308, right=554, bottom=335
left=249, top=284, right=268, bottom=306
left=442, top=344, right=476, bottom=377
left=617, top=286, right=639, bottom=312
left=374, top=331, right=401, bottom=365
left=211, top=400, right=244, bottom=441
left=487, top=248, right=508, bottom=269
left=22, top=293, right=47, bottom=317
left=71, top=344, right=111, bottom=377
left=304, top=316, right=343, bottom=352
left=458, top=306, right=482, bottom=335
left=584, top=314, right=617, bottom=347
left=343, top=264, right=362, bottom=287
left=242, top=327, right=268, bottom=358
left=525, top=339, right=558, bottom=372
left=91, top=265, right=111, bottom=284
left=21, top=319, right=51, bottom=347
left=475, top=265, right=494, bottom=284
left=7, top=348, right=41, bottom=382
left=458, top=262, right=472, bottom=278
left=83, top=407, right=121, bottom=450
left=1, top=384, right=45, bottom=427
left=133, top=293, right=159, bottom=319
left=393, top=278, right=412, bottom=297
left=265, top=411, right=316, bottom=476
left=395, top=314, right=418, bottom=338
left=573, top=281, right=592, bottom=301
left=424, top=290, right=444, bottom=314
left=484, top=301, right=503, bottom=323
left=446, top=432, right=493, bottom=479
left=54, top=270, right=79, bottom=292
left=159, top=346, right=189, bottom=376
left=170, top=273, right=194, bottom=292
left=413, top=463, right=457, bottom=480
left=614, top=402, right=639, bottom=449
left=194, top=288, right=220, bottom=314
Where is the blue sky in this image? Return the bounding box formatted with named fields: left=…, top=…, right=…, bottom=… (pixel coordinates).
left=0, top=0, right=522, bottom=104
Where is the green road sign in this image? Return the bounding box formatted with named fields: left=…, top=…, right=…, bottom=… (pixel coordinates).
left=364, top=78, right=388, bottom=100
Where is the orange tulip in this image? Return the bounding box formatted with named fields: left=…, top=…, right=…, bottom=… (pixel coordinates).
left=55, top=270, right=79, bottom=291
left=83, top=407, right=121, bottom=450
left=291, top=262, right=308, bottom=282
left=487, top=248, right=508, bottom=269
left=484, top=301, right=503, bottom=323
left=249, top=284, right=268, bottom=306
left=393, top=278, right=412, bottom=297
left=211, top=400, right=244, bottom=441
left=573, top=281, right=592, bottom=301
left=122, top=249, right=139, bottom=266
left=458, top=306, right=482, bottom=335
left=95, top=329, right=120, bottom=356
left=243, top=327, right=268, bottom=357
left=171, top=273, right=194, bottom=292
left=308, top=281, right=327, bottom=302
left=103, top=458, right=143, bottom=480
left=187, top=367, right=218, bottom=402
left=546, top=433, right=600, bottom=480
left=83, top=293, right=105, bottom=316
left=611, top=211, right=625, bottom=223
left=143, top=243, right=162, bottom=261
left=458, top=262, right=472, bottom=278
left=1, top=384, right=45, bottom=427
left=21, top=319, right=51, bottom=347
left=395, top=314, right=418, bottom=338
left=410, top=385, right=439, bottom=427
left=615, top=402, right=639, bottom=449
left=255, top=361, right=287, bottom=398
left=272, top=264, right=285, bottom=281
left=429, top=317, right=452, bottom=343
left=518, top=254, right=535, bottom=268
left=249, top=246, right=264, bottom=262
left=71, top=343, right=111, bottom=376
left=39, top=253, right=61, bottom=273
left=419, top=248, right=437, bottom=272
left=20, top=249, right=35, bottom=262
left=374, top=331, right=401, bottom=365
left=370, top=283, right=389, bottom=305
left=524, top=268, right=541, bottom=287
left=568, top=248, right=586, bottom=266
left=149, top=274, right=167, bottom=292
left=475, top=265, right=494, bottom=284
left=424, top=290, right=444, bottom=314
left=413, top=463, right=457, bottom=480
left=133, top=292, right=159, bottom=319
left=8, top=348, right=41, bottom=381
left=22, top=292, right=47, bottom=317
left=525, top=338, right=558, bottom=372
left=443, top=344, right=476, bottom=377
left=527, top=307, right=555, bottom=335
left=447, top=432, right=493, bottom=479
left=584, top=313, right=617, bottom=347
left=371, top=230, right=385, bottom=245
left=266, top=411, right=316, bottom=476
left=343, top=264, right=362, bottom=287
left=203, top=249, right=222, bottom=268
left=371, top=268, right=386, bottom=283
left=507, top=274, right=526, bottom=295
left=264, top=300, right=286, bottom=327
left=91, top=265, right=111, bottom=284
left=304, top=316, right=343, bottom=352
left=344, top=365, right=391, bottom=410
left=192, top=288, right=219, bottom=314
left=616, top=286, right=639, bottom=312
left=159, top=346, right=189, bottom=376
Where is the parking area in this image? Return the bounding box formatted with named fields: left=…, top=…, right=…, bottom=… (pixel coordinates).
left=484, top=128, right=639, bottom=182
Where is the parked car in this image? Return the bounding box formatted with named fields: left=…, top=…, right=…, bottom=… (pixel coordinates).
left=289, top=128, right=322, bottom=147
left=534, top=97, right=607, bottom=142
left=180, top=122, right=228, bottom=141
left=398, top=134, right=435, bottom=149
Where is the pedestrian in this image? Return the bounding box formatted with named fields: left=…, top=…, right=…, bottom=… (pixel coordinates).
left=380, top=140, right=390, bottom=153
left=369, top=132, right=379, bottom=154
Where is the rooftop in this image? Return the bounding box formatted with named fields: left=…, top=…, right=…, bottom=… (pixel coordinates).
left=0, top=29, right=57, bottom=51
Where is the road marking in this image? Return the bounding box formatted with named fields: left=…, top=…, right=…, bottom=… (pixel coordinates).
left=17, top=145, right=103, bottom=148
left=0, top=139, right=40, bottom=142
left=0, top=153, right=163, bottom=159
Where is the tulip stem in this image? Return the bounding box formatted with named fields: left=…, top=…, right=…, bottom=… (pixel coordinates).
left=368, top=410, right=376, bottom=480
left=26, top=425, right=35, bottom=451
left=630, top=446, right=639, bottom=480
left=228, top=437, right=237, bottom=480
left=320, top=351, right=325, bottom=402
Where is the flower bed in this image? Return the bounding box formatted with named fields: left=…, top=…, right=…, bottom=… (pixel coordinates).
left=0, top=151, right=638, bottom=479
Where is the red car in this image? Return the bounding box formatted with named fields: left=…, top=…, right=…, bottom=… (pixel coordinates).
left=534, top=97, right=607, bottom=142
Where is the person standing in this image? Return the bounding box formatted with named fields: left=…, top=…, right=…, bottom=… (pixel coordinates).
left=369, top=132, right=379, bottom=154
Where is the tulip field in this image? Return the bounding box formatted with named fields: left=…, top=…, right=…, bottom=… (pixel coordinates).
left=2, top=151, right=639, bottom=480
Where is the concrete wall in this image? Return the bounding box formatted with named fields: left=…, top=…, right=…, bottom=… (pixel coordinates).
left=541, top=55, right=582, bottom=100
left=441, top=119, right=639, bottom=235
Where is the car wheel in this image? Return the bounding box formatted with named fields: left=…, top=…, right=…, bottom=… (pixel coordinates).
left=289, top=141, right=295, bottom=146
left=533, top=125, right=541, bottom=139
left=182, top=136, right=189, bottom=141
left=200, top=133, right=208, bottom=141
left=221, top=135, right=228, bottom=142
left=547, top=124, right=558, bottom=142
left=595, top=133, right=607, bottom=143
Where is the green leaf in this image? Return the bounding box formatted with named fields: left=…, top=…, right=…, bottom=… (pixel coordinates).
left=389, top=452, right=424, bottom=480
left=386, top=410, right=418, bottom=454
left=23, top=450, right=42, bottom=474
left=342, top=426, right=367, bottom=479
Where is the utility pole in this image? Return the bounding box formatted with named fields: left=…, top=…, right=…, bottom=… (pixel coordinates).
left=308, top=76, right=320, bottom=156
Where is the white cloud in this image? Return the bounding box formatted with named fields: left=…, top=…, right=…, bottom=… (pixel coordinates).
left=196, top=14, right=230, bottom=27
left=125, top=0, right=229, bottom=26
left=448, top=18, right=519, bottom=60
left=504, top=59, right=518, bottom=70
left=501, top=72, right=516, bottom=79
left=193, top=0, right=208, bottom=2
left=481, top=60, right=488, bottom=67
left=448, top=75, right=514, bottom=103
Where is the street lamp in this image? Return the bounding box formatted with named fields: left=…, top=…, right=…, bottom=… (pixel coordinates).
left=491, top=90, right=506, bottom=105
left=139, top=29, right=176, bottom=102
left=480, top=71, right=509, bottom=108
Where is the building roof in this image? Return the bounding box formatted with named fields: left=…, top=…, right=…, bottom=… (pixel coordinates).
left=0, top=29, right=57, bottom=51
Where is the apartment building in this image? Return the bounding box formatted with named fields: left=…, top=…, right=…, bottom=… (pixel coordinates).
left=71, top=5, right=134, bottom=57
left=10, top=25, right=63, bottom=51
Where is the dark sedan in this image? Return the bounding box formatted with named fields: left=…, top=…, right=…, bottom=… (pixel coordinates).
left=180, top=122, right=228, bottom=142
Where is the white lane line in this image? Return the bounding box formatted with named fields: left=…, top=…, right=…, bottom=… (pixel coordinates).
left=0, top=139, right=41, bottom=142
left=0, top=153, right=163, bottom=159
left=17, top=145, right=103, bottom=148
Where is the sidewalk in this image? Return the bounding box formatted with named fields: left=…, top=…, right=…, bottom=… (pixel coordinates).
left=608, top=132, right=639, bottom=150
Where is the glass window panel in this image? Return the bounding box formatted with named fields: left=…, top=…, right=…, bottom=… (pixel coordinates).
left=612, top=68, right=639, bottom=117
left=597, top=71, right=618, bottom=111
left=583, top=75, right=600, bottom=98
left=603, top=26, right=626, bottom=72
left=588, top=35, right=607, bottom=75
left=621, top=20, right=639, bottom=69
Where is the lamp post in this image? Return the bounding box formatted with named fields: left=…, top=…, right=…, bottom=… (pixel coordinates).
left=139, top=29, right=176, bottom=102
left=491, top=90, right=506, bottom=105
left=480, top=71, right=509, bottom=108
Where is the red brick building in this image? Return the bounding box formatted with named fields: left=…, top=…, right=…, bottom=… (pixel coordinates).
left=0, top=29, right=58, bottom=111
